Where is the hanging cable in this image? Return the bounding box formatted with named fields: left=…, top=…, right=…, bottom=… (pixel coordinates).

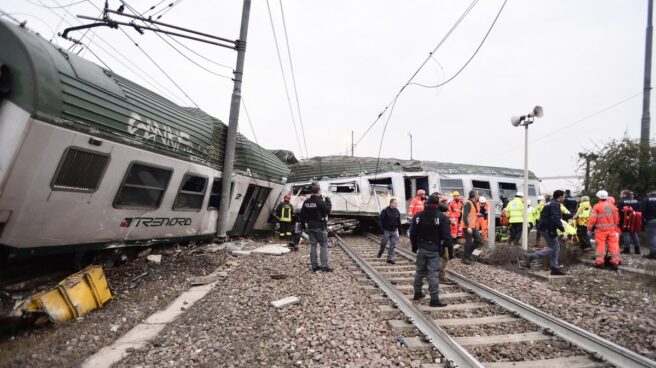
left=278, top=0, right=309, bottom=158
left=408, top=0, right=508, bottom=89
left=373, top=96, right=399, bottom=177
left=266, top=0, right=305, bottom=158
left=27, top=0, right=88, bottom=9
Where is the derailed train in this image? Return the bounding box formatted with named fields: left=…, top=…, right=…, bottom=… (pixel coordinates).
left=283, top=156, right=541, bottom=223
left=0, top=20, right=289, bottom=259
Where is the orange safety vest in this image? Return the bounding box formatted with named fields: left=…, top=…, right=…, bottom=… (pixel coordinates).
left=408, top=196, right=425, bottom=218
left=477, top=202, right=489, bottom=230
left=449, top=200, right=463, bottom=221
left=588, top=201, right=619, bottom=232
left=461, top=200, right=480, bottom=228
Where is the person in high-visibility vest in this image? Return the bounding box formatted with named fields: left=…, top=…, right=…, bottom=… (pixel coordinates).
left=408, top=189, right=427, bottom=221
left=573, top=195, right=592, bottom=250
left=274, top=195, right=294, bottom=239
left=477, top=196, right=490, bottom=241
left=461, top=190, right=482, bottom=264
left=448, top=191, right=463, bottom=239
left=506, top=192, right=525, bottom=245
left=588, top=190, right=621, bottom=270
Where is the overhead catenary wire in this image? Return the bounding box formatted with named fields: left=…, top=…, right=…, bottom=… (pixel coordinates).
left=27, top=0, right=88, bottom=9
left=354, top=0, right=480, bottom=149
left=408, top=0, right=508, bottom=89
left=265, top=0, right=306, bottom=158
left=278, top=0, right=309, bottom=158
left=152, top=0, right=183, bottom=20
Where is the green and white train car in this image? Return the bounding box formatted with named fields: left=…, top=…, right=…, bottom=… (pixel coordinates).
left=0, top=20, right=288, bottom=257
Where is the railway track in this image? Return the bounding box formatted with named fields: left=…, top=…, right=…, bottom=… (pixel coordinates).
left=336, top=233, right=656, bottom=368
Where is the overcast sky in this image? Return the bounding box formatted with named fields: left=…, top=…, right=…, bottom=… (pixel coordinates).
left=2, top=0, right=653, bottom=178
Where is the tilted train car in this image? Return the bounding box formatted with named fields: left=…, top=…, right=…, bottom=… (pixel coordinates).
left=0, top=20, right=289, bottom=258
left=284, top=156, right=541, bottom=222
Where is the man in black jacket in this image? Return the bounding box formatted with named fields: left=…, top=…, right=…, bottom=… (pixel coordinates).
left=641, top=188, right=656, bottom=259
left=618, top=190, right=642, bottom=254
left=563, top=189, right=578, bottom=220
left=300, top=184, right=333, bottom=272
left=378, top=198, right=402, bottom=264
left=525, top=190, right=566, bottom=275
left=409, top=193, right=451, bottom=307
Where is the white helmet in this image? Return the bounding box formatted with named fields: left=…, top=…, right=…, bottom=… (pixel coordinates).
left=527, top=199, right=532, bottom=205
left=515, top=192, right=524, bottom=197
left=479, top=196, right=487, bottom=203
left=596, top=190, right=609, bottom=200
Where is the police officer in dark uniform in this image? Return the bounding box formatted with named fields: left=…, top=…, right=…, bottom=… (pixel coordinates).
left=300, top=184, right=333, bottom=272
left=641, top=188, right=656, bottom=259
left=409, top=192, right=451, bottom=307
left=617, top=190, right=642, bottom=254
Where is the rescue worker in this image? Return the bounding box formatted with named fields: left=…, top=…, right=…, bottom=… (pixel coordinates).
left=300, top=184, right=333, bottom=272
left=506, top=192, right=525, bottom=245
left=437, top=195, right=455, bottom=285
left=527, top=200, right=537, bottom=230
left=641, top=188, right=656, bottom=259
left=588, top=190, right=621, bottom=270
left=461, top=190, right=481, bottom=264
left=477, top=196, right=490, bottom=241
left=378, top=198, right=402, bottom=264
left=574, top=196, right=592, bottom=250
left=274, top=195, right=294, bottom=239
left=448, top=191, right=463, bottom=239
left=407, top=189, right=427, bottom=221
left=563, top=189, right=578, bottom=220
left=410, top=192, right=451, bottom=307
left=617, top=190, right=642, bottom=254
left=525, top=190, right=566, bottom=275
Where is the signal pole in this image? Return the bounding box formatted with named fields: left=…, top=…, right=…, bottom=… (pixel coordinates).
left=640, top=0, right=653, bottom=188
left=217, top=0, right=252, bottom=238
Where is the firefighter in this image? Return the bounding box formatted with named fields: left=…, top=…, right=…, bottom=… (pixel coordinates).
left=618, top=190, right=642, bottom=254
left=408, top=189, right=427, bottom=221
left=448, top=191, right=463, bottom=239
left=641, top=188, right=656, bottom=259
left=477, top=196, right=490, bottom=241
left=461, top=190, right=481, bottom=264
left=574, top=196, right=592, bottom=250
left=409, top=192, right=451, bottom=307
left=588, top=190, right=621, bottom=270
left=274, top=195, right=294, bottom=239
left=506, top=192, right=525, bottom=245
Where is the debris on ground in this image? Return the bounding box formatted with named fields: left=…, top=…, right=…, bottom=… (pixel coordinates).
left=11, top=265, right=112, bottom=322
left=146, top=254, right=162, bottom=264
left=231, top=250, right=252, bottom=256
left=190, top=276, right=218, bottom=286
left=271, top=296, right=300, bottom=309
left=251, top=244, right=291, bottom=255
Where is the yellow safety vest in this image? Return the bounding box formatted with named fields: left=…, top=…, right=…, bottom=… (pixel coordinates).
left=576, top=201, right=592, bottom=226
left=279, top=203, right=293, bottom=222
left=507, top=198, right=524, bottom=223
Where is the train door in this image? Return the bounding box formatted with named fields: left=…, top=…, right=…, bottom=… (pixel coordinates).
left=404, top=176, right=428, bottom=211
left=232, top=184, right=272, bottom=235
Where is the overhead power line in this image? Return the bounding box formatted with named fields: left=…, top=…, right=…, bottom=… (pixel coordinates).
left=265, top=0, right=306, bottom=158
left=278, top=0, right=309, bottom=158
left=27, top=0, right=87, bottom=9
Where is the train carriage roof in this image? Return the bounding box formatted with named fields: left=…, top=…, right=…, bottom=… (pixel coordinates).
left=0, top=20, right=288, bottom=183
left=288, top=156, right=539, bottom=182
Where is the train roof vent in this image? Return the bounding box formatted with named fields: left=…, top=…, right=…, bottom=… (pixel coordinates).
left=51, top=147, right=110, bottom=192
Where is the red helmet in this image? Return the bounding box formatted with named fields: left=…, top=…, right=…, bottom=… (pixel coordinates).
left=284, top=194, right=292, bottom=201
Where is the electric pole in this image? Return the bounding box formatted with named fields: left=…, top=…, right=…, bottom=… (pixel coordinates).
left=640, top=0, right=653, bottom=190
left=217, top=0, right=252, bottom=238
left=351, top=130, right=354, bottom=157
left=408, top=132, right=413, bottom=160
left=579, top=152, right=597, bottom=195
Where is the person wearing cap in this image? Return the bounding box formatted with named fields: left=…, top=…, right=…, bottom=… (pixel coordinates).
left=274, top=194, right=294, bottom=239
left=378, top=198, right=402, bottom=264
left=506, top=192, right=525, bottom=245
left=525, top=190, right=566, bottom=275
left=640, top=187, right=656, bottom=259
left=477, top=196, right=490, bottom=241
left=408, top=189, right=427, bottom=221
left=409, top=192, right=451, bottom=307
left=588, top=190, right=621, bottom=270
left=574, top=195, right=592, bottom=250
left=461, top=190, right=482, bottom=264
left=448, top=191, right=464, bottom=239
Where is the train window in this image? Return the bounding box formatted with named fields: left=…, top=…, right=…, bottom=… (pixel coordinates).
left=440, top=179, right=463, bottom=195
left=51, top=147, right=110, bottom=192
left=472, top=180, right=492, bottom=199
left=498, top=182, right=518, bottom=198
left=528, top=184, right=538, bottom=196
left=368, top=178, right=394, bottom=195
left=208, top=178, right=234, bottom=210
left=114, top=162, right=172, bottom=209
left=329, top=182, right=358, bottom=193
left=173, top=174, right=208, bottom=211
left=292, top=184, right=313, bottom=196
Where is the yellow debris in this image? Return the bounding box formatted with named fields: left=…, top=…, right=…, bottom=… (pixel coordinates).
left=12, top=265, right=113, bottom=322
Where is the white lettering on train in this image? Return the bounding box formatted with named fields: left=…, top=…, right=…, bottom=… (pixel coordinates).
left=127, top=112, right=192, bottom=153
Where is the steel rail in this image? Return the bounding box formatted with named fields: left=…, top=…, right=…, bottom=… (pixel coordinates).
left=362, top=233, right=656, bottom=368
left=335, top=234, right=485, bottom=368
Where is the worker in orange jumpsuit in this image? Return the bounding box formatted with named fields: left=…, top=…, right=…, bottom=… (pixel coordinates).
left=407, top=189, right=427, bottom=221
left=448, top=191, right=463, bottom=239
left=588, top=190, right=622, bottom=270
left=477, top=196, right=490, bottom=241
